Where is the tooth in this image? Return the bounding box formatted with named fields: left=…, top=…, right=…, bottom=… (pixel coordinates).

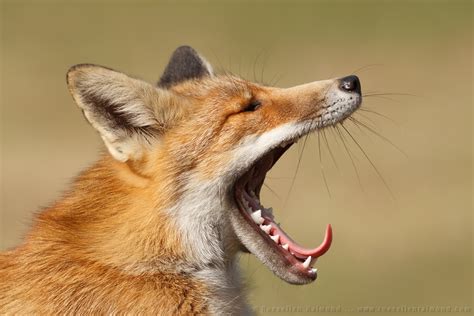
left=302, top=256, right=312, bottom=269
left=270, top=234, right=280, bottom=243
left=251, top=210, right=264, bottom=224
left=260, top=224, right=271, bottom=234
left=281, top=243, right=289, bottom=250
left=311, top=268, right=318, bottom=274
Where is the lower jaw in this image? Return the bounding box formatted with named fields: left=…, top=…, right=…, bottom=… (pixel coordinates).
left=229, top=205, right=317, bottom=285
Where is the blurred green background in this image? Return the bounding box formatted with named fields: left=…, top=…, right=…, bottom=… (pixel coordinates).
left=1, top=1, right=472, bottom=315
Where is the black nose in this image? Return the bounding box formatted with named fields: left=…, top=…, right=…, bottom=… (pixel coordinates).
left=339, top=75, right=361, bottom=94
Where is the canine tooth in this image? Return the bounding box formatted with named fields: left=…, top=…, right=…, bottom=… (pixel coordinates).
left=270, top=234, right=280, bottom=243
left=260, top=224, right=271, bottom=234
left=281, top=243, right=289, bottom=250
left=311, top=268, right=318, bottom=274
left=251, top=210, right=264, bottom=224
left=302, top=256, right=312, bottom=269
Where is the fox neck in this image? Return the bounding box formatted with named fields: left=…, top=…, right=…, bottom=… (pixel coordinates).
left=64, top=155, right=240, bottom=276
left=168, top=173, right=241, bottom=265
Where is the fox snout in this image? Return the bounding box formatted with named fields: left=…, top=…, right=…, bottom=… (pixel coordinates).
left=328, top=74, right=363, bottom=124
left=320, top=74, right=362, bottom=125
left=271, top=74, right=362, bottom=132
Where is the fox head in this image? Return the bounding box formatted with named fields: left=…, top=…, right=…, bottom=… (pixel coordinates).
left=67, top=46, right=361, bottom=285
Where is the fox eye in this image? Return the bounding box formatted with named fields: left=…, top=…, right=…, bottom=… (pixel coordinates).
left=243, top=100, right=262, bottom=112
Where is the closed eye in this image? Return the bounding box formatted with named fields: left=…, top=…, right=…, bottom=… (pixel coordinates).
left=242, top=100, right=262, bottom=112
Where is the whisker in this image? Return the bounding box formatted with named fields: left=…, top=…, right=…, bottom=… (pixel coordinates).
left=352, top=111, right=378, bottom=127
left=348, top=117, right=367, bottom=135
left=322, top=128, right=339, bottom=170
left=363, top=95, right=399, bottom=102
left=363, top=92, right=418, bottom=97
left=335, top=125, right=364, bottom=191
left=209, top=49, right=227, bottom=76
left=268, top=72, right=284, bottom=87
left=259, top=51, right=269, bottom=85
left=265, top=176, right=294, bottom=180
left=237, top=54, right=243, bottom=79
left=329, top=126, right=344, bottom=155
left=363, top=90, right=382, bottom=94
left=340, top=123, right=396, bottom=201
left=263, top=183, right=281, bottom=200
left=350, top=63, right=383, bottom=75
left=358, top=107, right=399, bottom=125
left=350, top=116, right=408, bottom=158
left=252, top=49, right=265, bottom=83
left=317, top=131, right=331, bottom=197
left=227, top=53, right=233, bottom=78
left=284, top=134, right=308, bottom=206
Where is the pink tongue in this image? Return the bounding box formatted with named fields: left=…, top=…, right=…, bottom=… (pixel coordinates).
left=270, top=222, right=333, bottom=260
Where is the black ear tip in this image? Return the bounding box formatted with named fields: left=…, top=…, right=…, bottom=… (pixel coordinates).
left=171, top=45, right=201, bottom=60
left=174, top=45, right=197, bottom=53
left=158, top=45, right=211, bottom=88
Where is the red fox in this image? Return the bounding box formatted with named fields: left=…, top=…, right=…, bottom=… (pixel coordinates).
left=0, top=46, right=361, bottom=314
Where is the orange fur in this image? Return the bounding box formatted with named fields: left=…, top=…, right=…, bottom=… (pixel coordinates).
left=1, top=52, right=350, bottom=313
left=0, top=154, right=210, bottom=314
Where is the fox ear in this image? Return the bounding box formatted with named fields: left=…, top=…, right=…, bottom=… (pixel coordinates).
left=67, top=64, right=179, bottom=162
left=158, top=45, right=213, bottom=88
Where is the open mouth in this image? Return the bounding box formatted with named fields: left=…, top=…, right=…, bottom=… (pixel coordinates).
left=234, top=140, right=333, bottom=281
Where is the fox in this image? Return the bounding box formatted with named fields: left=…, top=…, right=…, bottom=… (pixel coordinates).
left=0, top=46, right=361, bottom=315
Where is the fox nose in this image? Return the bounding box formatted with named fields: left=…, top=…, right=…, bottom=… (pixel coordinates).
left=339, top=75, right=361, bottom=94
